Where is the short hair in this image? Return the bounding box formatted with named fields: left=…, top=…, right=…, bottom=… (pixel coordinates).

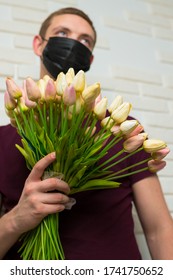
left=39, top=7, right=97, bottom=46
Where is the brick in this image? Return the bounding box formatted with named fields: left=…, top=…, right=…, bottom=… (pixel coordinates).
left=144, top=112, right=173, bottom=129
left=112, top=66, right=162, bottom=85
left=96, top=36, right=110, bottom=49
left=156, top=50, right=173, bottom=64
left=149, top=3, right=173, bottom=18
left=104, top=17, right=152, bottom=36
left=160, top=177, right=173, bottom=193
left=124, top=10, right=171, bottom=29
left=0, top=20, right=40, bottom=36
left=152, top=27, right=173, bottom=41
left=142, top=0, right=173, bottom=7
left=0, top=0, right=47, bottom=11
left=14, top=35, right=33, bottom=49
left=0, top=47, right=35, bottom=64
left=0, top=62, right=15, bottom=77
left=162, top=74, right=173, bottom=88
left=12, top=7, right=47, bottom=23
left=18, top=64, right=40, bottom=80
left=146, top=126, right=173, bottom=143
left=139, top=83, right=173, bottom=99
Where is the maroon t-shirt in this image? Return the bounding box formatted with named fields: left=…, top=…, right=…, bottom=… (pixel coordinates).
left=0, top=122, right=154, bottom=260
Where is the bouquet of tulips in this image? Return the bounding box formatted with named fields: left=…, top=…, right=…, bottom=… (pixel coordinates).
left=4, top=68, right=169, bottom=260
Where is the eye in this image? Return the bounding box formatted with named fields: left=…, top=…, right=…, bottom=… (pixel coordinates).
left=80, top=37, right=94, bottom=50
left=56, top=31, right=67, bottom=37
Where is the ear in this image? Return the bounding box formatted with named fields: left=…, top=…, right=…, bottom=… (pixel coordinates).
left=90, top=54, right=94, bottom=65
left=33, top=35, right=44, bottom=56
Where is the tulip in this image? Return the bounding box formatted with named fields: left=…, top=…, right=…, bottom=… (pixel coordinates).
left=66, top=68, right=75, bottom=85
left=56, top=72, right=68, bottom=96
left=143, top=139, right=167, bottom=153
left=151, top=147, right=170, bottom=161
left=93, top=97, right=108, bottom=120
left=148, top=160, right=166, bottom=173
left=4, top=91, right=17, bottom=110
left=110, top=125, right=121, bottom=136
left=44, top=78, right=57, bottom=102
left=85, top=126, right=97, bottom=137
left=101, top=116, right=114, bottom=129
left=63, top=84, right=76, bottom=106
left=120, top=120, right=139, bottom=136
left=123, top=133, right=148, bottom=153
left=111, top=102, right=132, bottom=124
left=82, top=83, right=101, bottom=105
left=94, top=94, right=102, bottom=106
left=6, top=77, right=22, bottom=99
left=72, top=70, right=86, bottom=93
left=25, top=77, right=41, bottom=101
left=37, top=78, right=46, bottom=97
left=108, top=95, right=123, bottom=114
left=124, top=124, right=144, bottom=139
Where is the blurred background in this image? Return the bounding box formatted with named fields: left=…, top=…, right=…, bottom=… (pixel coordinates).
left=0, top=0, right=173, bottom=259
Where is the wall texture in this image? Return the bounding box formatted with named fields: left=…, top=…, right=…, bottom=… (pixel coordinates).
left=0, top=0, right=173, bottom=259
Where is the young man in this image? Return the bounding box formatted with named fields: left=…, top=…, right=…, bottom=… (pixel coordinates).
left=0, top=7, right=173, bottom=260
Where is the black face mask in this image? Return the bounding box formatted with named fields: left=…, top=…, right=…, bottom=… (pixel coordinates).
left=42, top=37, right=92, bottom=79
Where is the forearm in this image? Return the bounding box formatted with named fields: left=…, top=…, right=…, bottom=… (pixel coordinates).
left=146, top=225, right=173, bottom=260
left=0, top=209, right=21, bottom=259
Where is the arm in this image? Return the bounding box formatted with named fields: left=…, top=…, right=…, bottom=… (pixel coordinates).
left=133, top=175, right=173, bottom=260
left=0, top=152, right=70, bottom=259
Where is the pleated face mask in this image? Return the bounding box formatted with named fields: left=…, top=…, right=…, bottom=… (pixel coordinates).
left=42, top=37, right=92, bottom=79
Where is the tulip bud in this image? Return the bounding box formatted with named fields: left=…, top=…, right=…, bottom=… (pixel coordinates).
left=151, top=147, right=170, bottom=161
left=25, top=77, right=41, bottom=101
left=44, top=78, right=57, bottom=102
left=93, top=97, right=108, bottom=120
left=123, top=133, right=147, bottom=153
left=72, top=70, right=86, bottom=93
left=143, top=139, right=167, bottom=153
left=85, top=126, right=97, bottom=137
left=82, top=83, right=101, bottom=104
left=148, top=160, right=166, bottom=173
left=110, top=125, right=121, bottom=136
left=120, top=120, right=139, bottom=136
left=108, top=95, right=123, bottom=114
left=111, top=102, right=132, bottom=124
left=101, top=116, right=114, bottom=129
left=6, top=77, right=22, bottom=99
left=56, top=72, right=68, bottom=96
left=63, top=84, right=76, bottom=106
left=124, top=124, right=144, bottom=139
left=4, top=91, right=17, bottom=110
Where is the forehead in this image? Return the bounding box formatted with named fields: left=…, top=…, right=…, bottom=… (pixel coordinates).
left=45, top=14, right=95, bottom=39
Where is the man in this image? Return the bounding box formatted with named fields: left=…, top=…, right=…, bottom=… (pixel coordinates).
left=0, top=7, right=173, bottom=260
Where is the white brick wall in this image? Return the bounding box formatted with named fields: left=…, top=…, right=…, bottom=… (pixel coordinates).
left=0, top=0, right=173, bottom=260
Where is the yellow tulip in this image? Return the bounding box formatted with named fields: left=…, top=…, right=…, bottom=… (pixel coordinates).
left=143, top=139, right=167, bottom=153
left=108, top=95, right=123, bottom=114
left=111, top=102, right=132, bottom=124
left=120, top=120, right=139, bottom=135
left=55, top=72, right=68, bottom=96
left=82, top=83, right=101, bottom=104
left=72, top=70, right=86, bottom=93
left=93, top=97, right=108, bottom=120
left=101, top=116, right=114, bottom=129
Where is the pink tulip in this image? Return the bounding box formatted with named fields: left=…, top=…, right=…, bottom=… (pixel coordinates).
left=148, top=160, right=166, bottom=173
left=123, top=133, right=148, bottom=153
left=6, top=77, right=22, bottom=99
left=44, top=78, right=57, bottom=101
left=63, top=84, right=76, bottom=106
left=25, top=77, right=41, bottom=101
left=4, top=91, right=17, bottom=110
left=110, top=125, right=121, bottom=136
left=151, top=147, right=170, bottom=161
